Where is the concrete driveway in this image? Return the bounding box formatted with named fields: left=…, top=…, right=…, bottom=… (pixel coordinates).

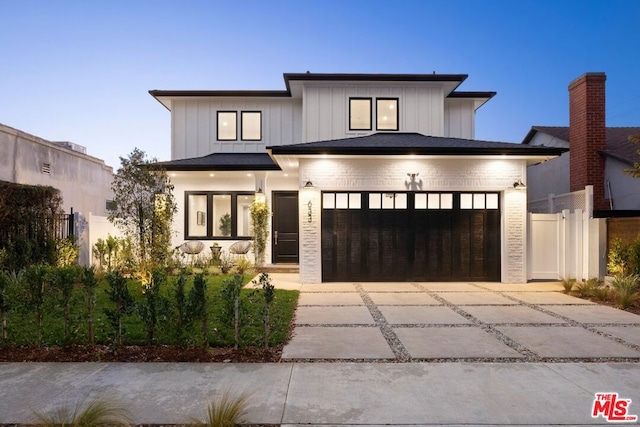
left=278, top=276, right=640, bottom=361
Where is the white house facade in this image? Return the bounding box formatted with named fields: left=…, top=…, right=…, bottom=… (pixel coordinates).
left=150, top=73, right=562, bottom=284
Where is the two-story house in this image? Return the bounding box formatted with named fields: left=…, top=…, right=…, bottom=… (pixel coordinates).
left=150, top=73, right=563, bottom=284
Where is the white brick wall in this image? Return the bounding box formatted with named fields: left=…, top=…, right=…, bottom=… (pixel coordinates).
left=298, top=157, right=528, bottom=284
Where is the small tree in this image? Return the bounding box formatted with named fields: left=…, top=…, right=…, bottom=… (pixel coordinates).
left=82, top=266, right=100, bottom=345
left=108, top=148, right=177, bottom=269
left=187, top=273, right=208, bottom=349
left=47, top=265, right=80, bottom=344
left=137, top=267, right=169, bottom=344
left=173, top=269, right=188, bottom=346
left=250, top=199, right=269, bottom=267
left=21, top=265, right=47, bottom=346
left=221, top=274, right=245, bottom=349
left=252, top=273, right=275, bottom=349
left=104, top=271, right=135, bottom=346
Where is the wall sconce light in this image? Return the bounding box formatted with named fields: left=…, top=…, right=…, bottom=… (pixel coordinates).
left=304, top=180, right=314, bottom=188
left=513, top=180, right=527, bottom=190
left=307, top=200, right=313, bottom=223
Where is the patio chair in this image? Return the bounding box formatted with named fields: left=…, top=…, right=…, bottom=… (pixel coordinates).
left=229, top=240, right=252, bottom=258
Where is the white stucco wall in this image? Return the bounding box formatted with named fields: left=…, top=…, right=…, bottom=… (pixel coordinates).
left=297, top=157, right=528, bottom=284
left=605, top=157, right=640, bottom=210
left=0, top=123, right=114, bottom=217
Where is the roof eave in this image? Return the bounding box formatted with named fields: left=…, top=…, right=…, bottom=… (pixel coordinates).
left=269, top=146, right=567, bottom=157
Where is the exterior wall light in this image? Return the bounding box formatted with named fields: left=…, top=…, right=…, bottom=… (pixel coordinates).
left=304, top=180, right=314, bottom=188
left=513, top=180, right=527, bottom=190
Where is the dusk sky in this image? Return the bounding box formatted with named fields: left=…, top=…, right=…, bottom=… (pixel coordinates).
left=2, top=0, right=639, bottom=170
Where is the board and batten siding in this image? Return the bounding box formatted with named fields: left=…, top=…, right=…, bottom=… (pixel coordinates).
left=171, top=98, right=302, bottom=160
left=302, top=84, right=448, bottom=142
left=444, top=99, right=475, bottom=139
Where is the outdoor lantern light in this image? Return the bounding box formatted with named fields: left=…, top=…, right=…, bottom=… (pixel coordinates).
left=304, top=180, right=314, bottom=188
left=513, top=180, right=527, bottom=190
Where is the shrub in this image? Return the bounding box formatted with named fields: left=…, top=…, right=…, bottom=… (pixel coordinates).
left=188, top=273, right=208, bottom=348
left=234, top=257, right=254, bottom=275
left=575, top=278, right=601, bottom=298
left=252, top=272, right=275, bottom=349
left=104, top=271, right=135, bottom=346
left=20, top=265, right=48, bottom=346
left=0, top=270, right=11, bottom=342
left=137, top=268, right=169, bottom=344
left=47, top=265, right=81, bottom=344
left=33, top=397, right=133, bottom=427
left=81, top=266, right=100, bottom=345
left=221, top=274, right=245, bottom=349
left=55, top=237, right=79, bottom=267
left=611, top=274, right=639, bottom=309
left=219, top=251, right=235, bottom=274
left=192, top=390, right=250, bottom=427
left=561, top=278, right=576, bottom=294
left=172, top=269, right=188, bottom=345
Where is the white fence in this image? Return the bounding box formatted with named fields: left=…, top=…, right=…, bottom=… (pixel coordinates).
left=85, top=213, right=124, bottom=266
left=528, top=185, right=593, bottom=216
left=528, top=209, right=606, bottom=281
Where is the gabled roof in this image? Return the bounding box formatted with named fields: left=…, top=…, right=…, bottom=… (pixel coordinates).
left=148, top=153, right=280, bottom=171
left=269, top=132, right=565, bottom=156
left=522, top=126, right=640, bottom=165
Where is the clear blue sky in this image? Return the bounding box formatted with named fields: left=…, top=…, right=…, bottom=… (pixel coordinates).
left=2, top=0, right=639, bottom=170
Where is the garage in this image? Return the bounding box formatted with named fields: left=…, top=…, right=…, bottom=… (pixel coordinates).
left=321, top=191, right=501, bottom=282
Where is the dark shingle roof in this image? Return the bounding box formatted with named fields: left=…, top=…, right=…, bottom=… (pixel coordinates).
left=149, top=153, right=280, bottom=171
left=269, top=132, right=566, bottom=156
left=523, top=126, right=640, bottom=165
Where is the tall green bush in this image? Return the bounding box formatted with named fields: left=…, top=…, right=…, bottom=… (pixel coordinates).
left=250, top=200, right=269, bottom=267
left=0, top=270, right=11, bottom=342
left=187, top=273, right=208, bottom=348
left=47, top=266, right=81, bottom=344
left=221, top=274, right=245, bottom=349
left=137, top=268, right=169, bottom=344
left=104, top=271, right=135, bottom=346
left=20, top=265, right=48, bottom=346
left=81, top=266, right=100, bottom=345
left=0, top=181, right=63, bottom=271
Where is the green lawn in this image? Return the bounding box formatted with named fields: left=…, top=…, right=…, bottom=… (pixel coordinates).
left=5, top=273, right=299, bottom=348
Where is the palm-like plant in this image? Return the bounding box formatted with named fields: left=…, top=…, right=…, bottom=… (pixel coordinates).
left=192, top=390, right=251, bottom=427
left=33, top=397, right=133, bottom=427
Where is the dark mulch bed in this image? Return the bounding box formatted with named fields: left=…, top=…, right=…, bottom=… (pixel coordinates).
left=0, top=344, right=283, bottom=363
left=571, top=293, right=640, bottom=315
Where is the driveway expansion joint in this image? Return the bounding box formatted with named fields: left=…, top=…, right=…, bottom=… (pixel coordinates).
left=355, top=283, right=412, bottom=362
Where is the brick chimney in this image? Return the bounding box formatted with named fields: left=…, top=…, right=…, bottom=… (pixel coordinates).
left=568, top=72, right=608, bottom=211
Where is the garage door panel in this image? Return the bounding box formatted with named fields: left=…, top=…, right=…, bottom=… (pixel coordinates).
left=322, top=192, right=500, bottom=282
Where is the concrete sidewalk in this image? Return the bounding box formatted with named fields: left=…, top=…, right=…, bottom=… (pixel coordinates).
left=0, top=362, right=639, bottom=425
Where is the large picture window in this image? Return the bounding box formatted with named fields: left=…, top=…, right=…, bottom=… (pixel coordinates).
left=349, top=98, right=372, bottom=130
left=217, top=111, right=237, bottom=140
left=185, top=192, right=255, bottom=239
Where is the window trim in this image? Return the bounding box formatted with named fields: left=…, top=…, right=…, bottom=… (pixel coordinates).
left=216, top=111, right=238, bottom=141
left=184, top=191, right=254, bottom=240
left=240, top=110, right=262, bottom=141
left=376, top=97, right=399, bottom=131
left=348, top=97, right=372, bottom=131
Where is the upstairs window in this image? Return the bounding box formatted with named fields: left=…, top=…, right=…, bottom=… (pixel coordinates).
left=217, top=111, right=237, bottom=140
left=349, top=98, right=372, bottom=130
left=241, top=111, right=261, bottom=141
left=376, top=98, right=398, bottom=131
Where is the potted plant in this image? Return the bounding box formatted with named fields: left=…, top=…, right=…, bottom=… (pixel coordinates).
left=219, top=213, right=231, bottom=236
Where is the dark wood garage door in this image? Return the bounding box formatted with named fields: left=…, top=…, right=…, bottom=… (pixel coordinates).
left=321, top=192, right=500, bottom=282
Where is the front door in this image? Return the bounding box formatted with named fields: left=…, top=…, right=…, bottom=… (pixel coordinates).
left=272, top=191, right=299, bottom=263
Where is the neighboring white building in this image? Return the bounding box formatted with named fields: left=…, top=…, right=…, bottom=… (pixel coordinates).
left=0, top=122, right=114, bottom=265
left=150, top=72, right=562, bottom=284
left=0, top=122, right=114, bottom=216
left=523, top=73, right=640, bottom=214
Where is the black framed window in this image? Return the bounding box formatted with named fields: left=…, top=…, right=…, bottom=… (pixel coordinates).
left=241, top=111, right=262, bottom=141
left=376, top=98, right=399, bottom=131
left=349, top=98, right=372, bottom=130
left=185, top=191, right=255, bottom=239
left=217, top=111, right=237, bottom=140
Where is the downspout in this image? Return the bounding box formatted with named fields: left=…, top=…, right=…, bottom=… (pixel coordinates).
left=606, top=180, right=614, bottom=210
